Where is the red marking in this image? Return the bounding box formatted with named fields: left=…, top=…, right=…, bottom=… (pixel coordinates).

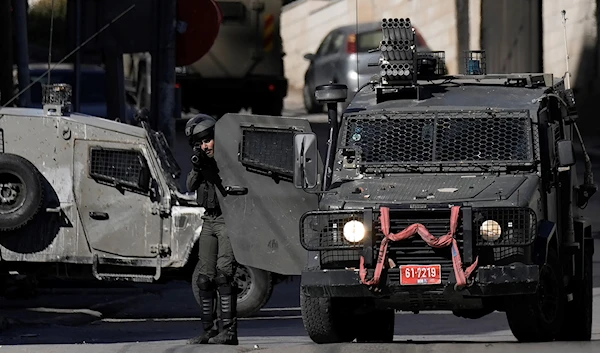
left=400, top=265, right=441, bottom=285
left=265, top=15, right=274, bottom=28
left=268, top=84, right=275, bottom=91
left=359, top=206, right=479, bottom=288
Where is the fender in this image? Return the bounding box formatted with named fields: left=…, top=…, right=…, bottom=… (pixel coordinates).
left=534, top=219, right=557, bottom=265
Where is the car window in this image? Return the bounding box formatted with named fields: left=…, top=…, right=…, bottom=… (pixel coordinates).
left=315, top=32, right=334, bottom=56
left=326, top=32, right=346, bottom=55
left=357, top=29, right=383, bottom=53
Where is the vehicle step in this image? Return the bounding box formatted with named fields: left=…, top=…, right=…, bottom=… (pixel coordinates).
left=93, top=273, right=155, bottom=283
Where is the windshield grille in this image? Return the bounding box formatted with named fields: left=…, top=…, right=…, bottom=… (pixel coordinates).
left=341, top=110, right=534, bottom=170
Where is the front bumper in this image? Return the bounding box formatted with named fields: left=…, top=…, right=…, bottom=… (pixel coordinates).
left=301, top=264, right=539, bottom=309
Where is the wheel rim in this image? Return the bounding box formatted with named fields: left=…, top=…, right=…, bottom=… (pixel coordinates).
left=537, top=264, right=559, bottom=323
left=0, top=172, right=27, bottom=215
left=234, top=266, right=253, bottom=302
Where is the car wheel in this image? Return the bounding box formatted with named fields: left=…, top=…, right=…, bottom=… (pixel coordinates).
left=0, top=153, right=45, bottom=232
left=505, top=248, right=566, bottom=342
left=303, top=83, right=322, bottom=114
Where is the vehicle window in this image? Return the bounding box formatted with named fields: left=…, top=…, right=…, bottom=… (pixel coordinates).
left=89, top=147, right=148, bottom=190
left=326, top=32, right=346, bottom=55
left=315, top=32, right=334, bottom=56
left=357, top=29, right=383, bottom=53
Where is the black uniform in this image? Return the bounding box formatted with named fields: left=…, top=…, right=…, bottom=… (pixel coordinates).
left=186, top=126, right=238, bottom=346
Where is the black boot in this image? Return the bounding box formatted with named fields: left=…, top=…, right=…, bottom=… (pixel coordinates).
left=187, top=275, right=219, bottom=344
left=208, top=275, right=238, bottom=345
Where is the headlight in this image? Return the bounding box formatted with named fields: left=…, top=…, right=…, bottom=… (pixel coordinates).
left=480, top=219, right=502, bottom=241
left=343, top=220, right=365, bottom=242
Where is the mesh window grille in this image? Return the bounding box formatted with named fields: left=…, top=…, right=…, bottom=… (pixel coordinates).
left=341, top=110, right=534, bottom=170
left=90, top=148, right=145, bottom=187
left=240, top=127, right=295, bottom=176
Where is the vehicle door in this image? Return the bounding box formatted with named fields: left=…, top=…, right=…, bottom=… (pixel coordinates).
left=73, top=139, right=163, bottom=258
left=213, top=114, right=322, bottom=276
left=313, top=30, right=346, bottom=86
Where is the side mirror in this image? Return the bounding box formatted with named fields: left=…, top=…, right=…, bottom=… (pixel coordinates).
left=303, top=53, right=315, bottom=61
left=557, top=140, right=576, bottom=168
left=293, top=132, right=319, bottom=189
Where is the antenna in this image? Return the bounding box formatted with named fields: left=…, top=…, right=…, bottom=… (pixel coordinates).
left=48, top=0, right=56, bottom=85
left=1, top=4, right=136, bottom=110
left=561, top=10, right=571, bottom=89
left=355, top=0, right=358, bottom=87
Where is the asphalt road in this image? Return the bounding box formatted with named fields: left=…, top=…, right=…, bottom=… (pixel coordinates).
left=1, top=99, right=600, bottom=352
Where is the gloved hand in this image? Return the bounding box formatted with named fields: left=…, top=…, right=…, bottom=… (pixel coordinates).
left=191, top=146, right=211, bottom=169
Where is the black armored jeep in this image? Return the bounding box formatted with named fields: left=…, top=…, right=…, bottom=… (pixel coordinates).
left=213, top=18, right=596, bottom=344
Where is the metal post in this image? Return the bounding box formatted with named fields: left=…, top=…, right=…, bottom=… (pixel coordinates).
left=151, top=0, right=176, bottom=146
left=13, top=0, right=31, bottom=107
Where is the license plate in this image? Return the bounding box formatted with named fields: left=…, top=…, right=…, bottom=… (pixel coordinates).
left=400, top=265, right=442, bottom=285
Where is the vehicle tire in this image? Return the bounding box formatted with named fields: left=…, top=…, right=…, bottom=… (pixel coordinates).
left=300, top=291, right=356, bottom=344
left=303, top=83, right=322, bottom=114
left=505, top=247, right=566, bottom=342
left=355, top=308, right=395, bottom=343
left=234, top=264, right=273, bottom=318
left=0, top=153, right=45, bottom=232
left=557, top=242, right=593, bottom=341
left=191, top=262, right=273, bottom=318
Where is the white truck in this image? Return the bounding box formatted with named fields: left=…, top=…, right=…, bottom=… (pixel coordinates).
left=124, top=0, right=288, bottom=118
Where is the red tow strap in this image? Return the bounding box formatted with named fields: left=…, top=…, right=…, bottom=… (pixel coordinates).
left=359, top=206, right=479, bottom=288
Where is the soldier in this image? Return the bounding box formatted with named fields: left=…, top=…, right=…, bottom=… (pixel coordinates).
left=184, top=114, right=238, bottom=345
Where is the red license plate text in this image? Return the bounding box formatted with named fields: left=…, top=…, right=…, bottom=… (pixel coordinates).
left=400, top=264, right=442, bottom=285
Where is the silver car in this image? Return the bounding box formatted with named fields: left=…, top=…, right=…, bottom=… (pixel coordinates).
left=302, top=21, right=430, bottom=114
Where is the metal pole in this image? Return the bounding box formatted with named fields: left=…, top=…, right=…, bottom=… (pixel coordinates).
left=13, top=0, right=31, bottom=107
left=154, top=0, right=176, bottom=146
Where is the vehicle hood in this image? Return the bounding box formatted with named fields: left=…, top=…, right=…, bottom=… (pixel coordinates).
left=326, top=174, right=534, bottom=207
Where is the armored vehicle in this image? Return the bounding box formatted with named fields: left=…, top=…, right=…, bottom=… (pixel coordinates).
left=0, top=84, right=281, bottom=318
left=214, top=17, right=596, bottom=343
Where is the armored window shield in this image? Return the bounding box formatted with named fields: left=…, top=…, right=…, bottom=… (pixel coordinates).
left=341, top=109, right=535, bottom=172
left=89, top=147, right=151, bottom=192
left=239, top=125, right=295, bottom=179
left=294, top=132, right=318, bottom=189
left=557, top=139, right=576, bottom=167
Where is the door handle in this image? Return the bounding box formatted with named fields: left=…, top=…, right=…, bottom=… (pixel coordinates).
left=89, top=211, right=109, bottom=220
left=225, top=186, right=248, bottom=196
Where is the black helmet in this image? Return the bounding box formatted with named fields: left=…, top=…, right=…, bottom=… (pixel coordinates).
left=185, top=114, right=216, bottom=145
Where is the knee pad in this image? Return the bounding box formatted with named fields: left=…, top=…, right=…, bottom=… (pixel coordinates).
left=215, top=272, right=235, bottom=294
left=196, top=274, right=215, bottom=291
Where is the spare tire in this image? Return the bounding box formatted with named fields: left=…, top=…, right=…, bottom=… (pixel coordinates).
left=0, top=153, right=44, bottom=231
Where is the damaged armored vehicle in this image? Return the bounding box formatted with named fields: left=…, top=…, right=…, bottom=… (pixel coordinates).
left=0, top=83, right=282, bottom=318
left=214, top=17, right=596, bottom=343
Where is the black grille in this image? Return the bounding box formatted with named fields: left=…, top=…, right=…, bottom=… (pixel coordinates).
left=342, top=110, right=534, bottom=171
left=473, top=207, right=537, bottom=247
left=374, top=209, right=463, bottom=285
left=240, top=126, right=294, bottom=177
left=300, top=211, right=366, bottom=268
left=89, top=147, right=145, bottom=188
